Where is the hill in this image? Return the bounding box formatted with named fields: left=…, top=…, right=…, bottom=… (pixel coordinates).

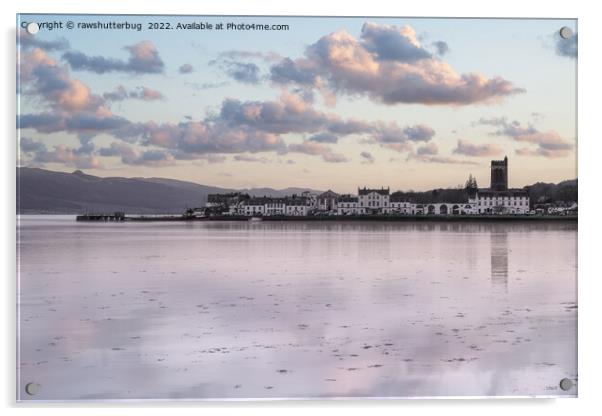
left=16, top=168, right=321, bottom=214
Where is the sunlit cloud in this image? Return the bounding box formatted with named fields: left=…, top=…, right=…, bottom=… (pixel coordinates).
left=476, top=117, right=573, bottom=158
left=62, top=41, right=165, bottom=74
left=453, top=139, right=503, bottom=157
left=269, top=22, right=524, bottom=105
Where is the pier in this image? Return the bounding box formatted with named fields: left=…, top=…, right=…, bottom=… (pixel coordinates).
left=76, top=212, right=126, bottom=222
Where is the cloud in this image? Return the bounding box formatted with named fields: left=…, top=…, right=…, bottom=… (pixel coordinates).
left=432, top=41, right=449, bottom=56
left=18, top=29, right=69, bottom=51
left=476, top=117, right=573, bottom=158
left=197, top=154, right=227, bottom=164
left=18, top=48, right=165, bottom=144
left=23, top=141, right=103, bottom=169
left=62, top=41, right=164, bottom=74
left=103, top=85, right=164, bottom=101
left=270, top=57, right=319, bottom=86
left=133, top=149, right=175, bottom=166
left=269, top=22, right=523, bottom=105
left=19, top=137, right=46, bottom=152
left=554, top=31, right=577, bottom=59
left=361, top=23, right=432, bottom=62
left=368, top=123, right=436, bottom=153
left=135, top=119, right=286, bottom=156
left=402, top=125, right=436, bottom=141
left=360, top=151, right=375, bottom=163
left=218, top=50, right=282, bottom=63
left=233, top=154, right=270, bottom=163
left=288, top=140, right=348, bottom=163
left=179, top=63, right=194, bottom=74
left=514, top=147, right=569, bottom=158
left=185, top=81, right=229, bottom=90
left=410, top=154, right=479, bottom=165
left=530, top=112, right=545, bottom=122
left=19, top=50, right=439, bottom=168
left=102, top=85, right=129, bottom=101
left=215, top=93, right=426, bottom=157
left=134, top=86, right=163, bottom=101
left=416, top=142, right=438, bottom=155
left=98, top=142, right=175, bottom=166
left=453, top=139, right=503, bottom=157
left=308, top=132, right=339, bottom=143
left=20, top=48, right=107, bottom=113
left=211, top=59, right=262, bottom=84
left=217, top=92, right=370, bottom=137
left=98, top=142, right=137, bottom=163
left=225, top=62, right=261, bottom=84
left=17, top=48, right=136, bottom=140
left=19, top=112, right=131, bottom=135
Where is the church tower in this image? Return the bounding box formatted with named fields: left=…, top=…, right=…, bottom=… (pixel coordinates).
left=490, top=156, right=508, bottom=191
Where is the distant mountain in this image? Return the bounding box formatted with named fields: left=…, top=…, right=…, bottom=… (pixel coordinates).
left=16, top=168, right=322, bottom=214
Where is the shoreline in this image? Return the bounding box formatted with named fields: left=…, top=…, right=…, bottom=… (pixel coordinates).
left=75, top=214, right=578, bottom=223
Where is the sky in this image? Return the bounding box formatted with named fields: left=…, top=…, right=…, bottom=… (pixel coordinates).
left=17, top=15, right=577, bottom=193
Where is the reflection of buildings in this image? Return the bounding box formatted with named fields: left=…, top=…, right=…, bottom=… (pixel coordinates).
left=490, top=231, right=508, bottom=289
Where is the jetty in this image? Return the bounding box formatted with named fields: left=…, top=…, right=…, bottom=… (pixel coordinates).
left=76, top=212, right=126, bottom=222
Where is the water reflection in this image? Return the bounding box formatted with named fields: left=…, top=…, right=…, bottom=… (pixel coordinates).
left=490, top=231, right=509, bottom=290
left=17, top=216, right=577, bottom=399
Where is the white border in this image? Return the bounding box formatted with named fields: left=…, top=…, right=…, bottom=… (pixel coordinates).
left=3, top=0, right=601, bottom=414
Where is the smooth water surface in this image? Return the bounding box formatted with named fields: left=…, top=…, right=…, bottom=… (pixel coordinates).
left=17, top=216, right=577, bottom=399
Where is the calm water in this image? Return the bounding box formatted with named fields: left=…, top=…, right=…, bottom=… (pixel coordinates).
left=17, top=216, right=577, bottom=400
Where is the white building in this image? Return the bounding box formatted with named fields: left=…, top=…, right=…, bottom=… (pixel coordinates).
left=358, top=187, right=390, bottom=214
left=337, top=195, right=365, bottom=215
left=301, top=191, right=318, bottom=210
left=243, top=197, right=269, bottom=216
left=285, top=198, right=310, bottom=216
left=417, top=202, right=477, bottom=215
left=390, top=194, right=412, bottom=214
left=317, top=190, right=339, bottom=212
left=228, top=202, right=246, bottom=215
left=265, top=198, right=287, bottom=216
left=474, top=191, right=529, bottom=214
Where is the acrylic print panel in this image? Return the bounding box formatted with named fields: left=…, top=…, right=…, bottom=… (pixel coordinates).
left=16, top=14, right=578, bottom=400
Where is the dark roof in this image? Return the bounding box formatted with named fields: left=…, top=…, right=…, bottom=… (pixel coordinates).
left=317, top=190, right=339, bottom=199
left=358, top=187, right=389, bottom=196
left=207, top=192, right=247, bottom=203
left=245, top=197, right=272, bottom=205
left=267, top=198, right=287, bottom=204
left=338, top=195, right=358, bottom=203
left=390, top=194, right=409, bottom=202
left=477, top=188, right=528, bottom=197
left=285, top=197, right=308, bottom=206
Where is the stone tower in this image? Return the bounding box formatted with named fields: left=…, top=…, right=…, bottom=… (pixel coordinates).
left=490, top=156, right=508, bottom=191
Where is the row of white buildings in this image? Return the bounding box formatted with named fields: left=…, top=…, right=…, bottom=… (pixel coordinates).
left=216, top=188, right=530, bottom=217
left=204, top=157, right=532, bottom=217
